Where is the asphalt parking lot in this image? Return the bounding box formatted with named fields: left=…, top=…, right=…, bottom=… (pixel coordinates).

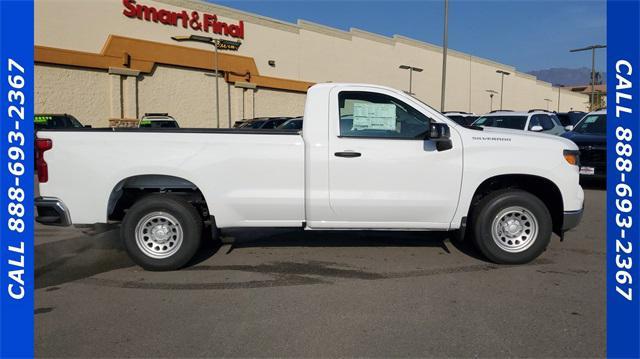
left=35, top=186, right=605, bottom=358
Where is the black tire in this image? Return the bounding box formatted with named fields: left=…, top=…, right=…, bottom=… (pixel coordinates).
left=471, top=189, right=552, bottom=264
left=121, top=194, right=202, bottom=271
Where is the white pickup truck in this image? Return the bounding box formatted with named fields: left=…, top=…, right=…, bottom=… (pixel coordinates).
left=36, top=83, right=584, bottom=270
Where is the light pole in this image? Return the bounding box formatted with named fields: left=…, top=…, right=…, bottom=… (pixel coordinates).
left=440, top=0, right=449, bottom=112
left=570, top=44, right=606, bottom=111
left=399, top=65, right=423, bottom=95
left=544, top=98, right=552, bottom=110
left=557, top=85, right=564, bottom=111
left=172, top=35, right=221, bottom=128
left=486, top=89, right=499, bottom=111
left=495, top=70, right=510, bottom=110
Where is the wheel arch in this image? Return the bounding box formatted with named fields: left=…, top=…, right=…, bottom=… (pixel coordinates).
left=107, top=174, right=211, bottom=222
left=467, top=174, right=565, bottom=234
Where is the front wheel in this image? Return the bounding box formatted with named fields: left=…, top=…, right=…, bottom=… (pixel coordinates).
left=121, top=194, right=203, bottom=271
left=471, top=190, right=552, bottom=264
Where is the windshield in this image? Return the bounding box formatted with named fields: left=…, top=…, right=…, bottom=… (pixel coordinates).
left=35, top=115, right=83, bottom=130
left=473, top=115, right=528, bottom=130
left=446, top=116, right=465, bottom=125
left=557, top=112, right=586, bottom=126
left=248, top=120, right=266, bottom=129
left=556, top=114, right=571, bottom=127
left=280, top=119, right=303, bottom=130
left=140, top=120, right=179, bottom=128
left=573, top=114, right=606, bottom=135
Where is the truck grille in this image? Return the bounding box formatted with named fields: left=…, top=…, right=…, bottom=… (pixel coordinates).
left=579, top=146, right=606, bottom=165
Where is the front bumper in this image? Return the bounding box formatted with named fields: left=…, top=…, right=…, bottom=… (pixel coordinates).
left=562, top=207, right=584, bottom=231
left=35, top=196, right=72, bottom=226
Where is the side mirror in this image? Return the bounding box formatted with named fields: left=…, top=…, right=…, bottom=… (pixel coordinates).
left=530, top=125, right=543, bottom=132
left=427, top=123, right=452, bottom=151
left=565, top=125, right=574, bottom=131
left=428, top=123, right=451, bottom=140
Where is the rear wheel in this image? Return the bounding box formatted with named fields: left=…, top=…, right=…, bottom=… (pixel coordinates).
left=471, top=190, right=552, bottom=264
left=121, top=194, right=202, bottom=271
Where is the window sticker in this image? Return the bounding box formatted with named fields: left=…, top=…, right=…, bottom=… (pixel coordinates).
left=34, top=115, right=50, bottom=124
left=352, top=103, right=396, bottom=131
left=584, top=116, right=598, bottom=124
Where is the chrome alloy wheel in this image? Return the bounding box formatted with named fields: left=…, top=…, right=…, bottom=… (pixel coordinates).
left=135, top=211, right=183, bottom=259
left=491, top=206, right=538, bottom=253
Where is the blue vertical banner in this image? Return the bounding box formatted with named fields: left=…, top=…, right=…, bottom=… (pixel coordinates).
left=607, top=0, right=640, bottom=357
left=0, top=0, right=35, bottom=358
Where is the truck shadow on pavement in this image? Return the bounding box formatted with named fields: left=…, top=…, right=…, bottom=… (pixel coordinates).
left=36, top=225, right=488, bottom=290
left=193, top=227, right=486, bottom=261
left=82, top=230, right=550, bottom=291
left=35, top=224, right=135, bottom=289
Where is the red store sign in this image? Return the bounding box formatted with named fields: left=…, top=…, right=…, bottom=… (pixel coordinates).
left=122, top=0, right=244, bottom=39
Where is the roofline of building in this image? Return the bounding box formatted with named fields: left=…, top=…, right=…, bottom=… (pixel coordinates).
left=133, top=0, right=564, bottom=91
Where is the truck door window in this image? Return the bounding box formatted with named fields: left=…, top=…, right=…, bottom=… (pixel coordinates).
left=338, top=91, right=430, bottom=139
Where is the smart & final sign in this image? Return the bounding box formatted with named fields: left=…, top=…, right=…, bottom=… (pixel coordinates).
left=122, top=0, right=245, bottom=39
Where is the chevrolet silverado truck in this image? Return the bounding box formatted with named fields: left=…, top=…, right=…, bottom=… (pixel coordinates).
left=35, top=83, right=584, bottom=270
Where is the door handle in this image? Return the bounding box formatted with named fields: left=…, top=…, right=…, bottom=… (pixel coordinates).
left=334, top=151, right=361, bottom=158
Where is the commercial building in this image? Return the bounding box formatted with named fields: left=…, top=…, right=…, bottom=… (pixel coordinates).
left=35, top=0, right=589, bottom=128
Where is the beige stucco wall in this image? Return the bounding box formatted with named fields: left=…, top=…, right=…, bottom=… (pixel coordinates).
left=34, top=0, right=590, bottom=126
left=35, top=62, right=305, bottom=128
left=34, top=64, right=111, bottom=127
left=253, top=89, right=306, bottom=118
left=138, top=65, right=228, bottom=127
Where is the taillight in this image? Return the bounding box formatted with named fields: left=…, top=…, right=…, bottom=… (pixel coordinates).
left=36, top=138, right=52, bottom=183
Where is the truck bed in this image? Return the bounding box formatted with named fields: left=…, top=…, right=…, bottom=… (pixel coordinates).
left=36, top=128, right=306, bottom=227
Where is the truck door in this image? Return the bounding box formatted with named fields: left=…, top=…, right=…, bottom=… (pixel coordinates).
left=325, top=87, right=463, bottom=229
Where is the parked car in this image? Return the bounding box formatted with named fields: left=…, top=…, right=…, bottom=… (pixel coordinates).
left=240, top=117, right=292, bottom=129
left=472, top=110, right=566, bottom=135
left=442, top=111, right=478, bottom=126
left=556, top=111, right=587, bottom=129
left=35, top=83, right=583, bottom=270
left=139, top=113, right=179, bottom=128
left=561, top=109, right=606, bottom=179
left=233, top=120, right=249, bottom=128
left=35, top=113, right=86, bottom=130
left=277, top=116, right=303, bottom=130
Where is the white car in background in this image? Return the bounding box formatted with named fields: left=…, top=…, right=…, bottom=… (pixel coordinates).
left=140, top=113, right=180, bottom=128
left=472, top=110, right=566, bottom=135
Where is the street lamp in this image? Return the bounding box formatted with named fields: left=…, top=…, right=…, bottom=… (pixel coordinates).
left=495, top=70, right=510, bottom=110
left=486, top=89, right=499, bottom=111
left=570, top=44, right=606, bottom=111
left=440, top=0, right=449, bottom=112
left=544, top=98, right=552, bottom=110
left=172, top=35, right=221, bottom=128
left=399, top=65, right=423, bottom=95
left=556, top=85, right=564, bottom=111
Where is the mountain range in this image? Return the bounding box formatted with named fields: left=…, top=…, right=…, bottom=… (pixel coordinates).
left=526, top=67, right=606, bottom=86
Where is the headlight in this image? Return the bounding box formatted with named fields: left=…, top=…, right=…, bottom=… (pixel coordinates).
left=563, top=150, right=580, bottom=166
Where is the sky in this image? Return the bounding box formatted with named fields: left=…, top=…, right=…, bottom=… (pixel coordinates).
left=212, top=0, right=606, bottom=73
